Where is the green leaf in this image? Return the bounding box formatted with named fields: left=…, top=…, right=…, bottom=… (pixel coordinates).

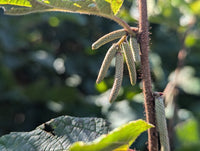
left=0, top=0, right=54, bottom=15
left=0, top=0, right=123, bottom=16
left=0, top=116, right=109, bottom=151
left=0, top=0, right=32, bottom=7
left=176, top=142, right=200, bottom=151
left=69, top=119, right=153, bottom=151
left=190, top=1, right=200, bottom=15
left=169, top=66, right=200, bottom=95
left=105, top=0, right=124, bottom=15
left=95, top=0, right=112, bottom=15
left=176, top=118, right=200, bottom=144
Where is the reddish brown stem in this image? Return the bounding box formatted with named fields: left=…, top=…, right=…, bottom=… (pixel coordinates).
left=138, top=0, right=158, bottom=151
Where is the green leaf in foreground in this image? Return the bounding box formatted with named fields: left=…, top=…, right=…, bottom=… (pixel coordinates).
left=69, top=119, right=153, bottom=151
left=0, top=0, right=124, bottom=16
left=0, top=116, right=109, bottom=151
left=0, top=0, right=32, bottom=7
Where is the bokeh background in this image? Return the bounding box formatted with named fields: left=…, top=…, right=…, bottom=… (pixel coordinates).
left=0, top=0, right=200, bottom=150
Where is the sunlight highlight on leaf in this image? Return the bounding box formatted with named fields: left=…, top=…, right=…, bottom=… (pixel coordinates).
left=69, top=120, right=153, bottom=151
left=111, top=0, right=124, bottom=15
left=73, top=3, right=81, bottom=8
left=104, top=0, right=124, bottom=15
left=42, top=0, right=50, bottom=4
left=113, top=144, right=129, bottom=151
left=0, top=0, right=32, bottom=7
left=0, top=0, right=124, bottom=16
left=190, top=1, right=200, bottom=15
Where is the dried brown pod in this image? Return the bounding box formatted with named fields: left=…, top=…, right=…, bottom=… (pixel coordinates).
left=121, top=41, right=137, bottom=85
left=109, top=51, right=124, bottom=103
left=96, top=43, right=118, bottom=84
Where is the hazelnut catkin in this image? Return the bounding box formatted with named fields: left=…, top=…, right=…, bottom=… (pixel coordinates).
left=96, top=43, right=118, bottom=84
left=92, top=29, right=126, bottom=50
left=121, top=41, right=137, bottom=85
left=109, top=51, right=124, bottom=103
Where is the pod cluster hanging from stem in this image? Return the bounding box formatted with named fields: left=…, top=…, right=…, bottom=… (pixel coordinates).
left=92, top=27, right=141, bottom=103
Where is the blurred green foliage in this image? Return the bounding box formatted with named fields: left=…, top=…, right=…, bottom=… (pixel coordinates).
left=0, top=0, right=200, bottom=150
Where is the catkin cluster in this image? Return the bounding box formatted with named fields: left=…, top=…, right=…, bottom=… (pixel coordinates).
left=92, top=29, right=140, bottom=103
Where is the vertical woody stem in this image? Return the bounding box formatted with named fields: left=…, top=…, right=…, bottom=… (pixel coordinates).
left=138, top=0, right=158, bottom=150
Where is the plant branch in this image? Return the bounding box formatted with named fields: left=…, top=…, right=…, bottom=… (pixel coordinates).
left=164, top=18, right=196, bottom=97
left=163, top=18, right=196, bottom=150
left=112, top=16, right=135, bottom=35
left=101, top=14, right=136, bottom=36
left=138, top=0, right=158, bottom=151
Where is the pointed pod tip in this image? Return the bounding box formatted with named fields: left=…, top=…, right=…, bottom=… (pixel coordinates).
left=130, top=82, right=136, bottom=86
left=109, top=93, right=116, bottom=103
left=96, top=80, right=100, bottom=84
left=92, top=45, right=97, bottom=50
left=109, top=98, right=114, bottom=104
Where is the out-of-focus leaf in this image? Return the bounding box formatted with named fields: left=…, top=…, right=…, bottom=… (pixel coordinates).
left=169, top=66, right=200, bottom=95
left=69, top=120, right=153, bottom=151
left=96, top=81, right=108, bottom=93
left=185, top=33, right=197, bottom=47
left=0, top=0, right=123, bottom=16
left=22, top=78, right=78, bottom=102
left=175, top=118, right=200, bottom=144
left=150, top=53, right=165, bottom=85
left=0, top=116, right=109, bottom=150
left=190, top=1, right=200, bottom=15
left=176, top=142, right=200, bottom=151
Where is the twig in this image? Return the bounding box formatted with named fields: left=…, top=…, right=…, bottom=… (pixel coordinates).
left=101, top=14, right=137, bottom=36
left=163, top=17, right=196, bottom=150
left=138, top=0, right=158, bottom=150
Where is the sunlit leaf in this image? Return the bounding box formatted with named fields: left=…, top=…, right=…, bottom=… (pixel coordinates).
left=111, top=0, right=124, bottom=15
left=0, top=0, right=31, bottom=7
left=96, top=81, right=108, bottom=93
left=190, top=1, right=200, bottom=15
left=69, top=120, right=153, bottom=151
left=0, top=0, right=123, bottom=16
left=0, top=0, right=53, bottom=15
left=105, top=0, right=124, bottom=15
left=185, top=33, right=197, bottom=47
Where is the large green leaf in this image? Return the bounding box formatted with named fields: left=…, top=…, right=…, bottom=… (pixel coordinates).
left=0, top=116, right=109, bottom=151
left=175, top=118, right=200, bottom=144
left=0, top=116, right=152, bottom=151
left=0, top=0, right=124, bottom=16
left=69, top=119, right=153, bottom=151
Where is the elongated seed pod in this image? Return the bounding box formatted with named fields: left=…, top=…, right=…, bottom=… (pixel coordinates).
left=92, top=29, right=127, bottom=50
left=96, top=44, right=118, bottom=84
left=109, top=51, right=124, bottom=103
left=129, top=36, right=141, bottom=65
left=121, top=42, right=137, bottom=85
left=155, top=93, right=170, bottom=151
